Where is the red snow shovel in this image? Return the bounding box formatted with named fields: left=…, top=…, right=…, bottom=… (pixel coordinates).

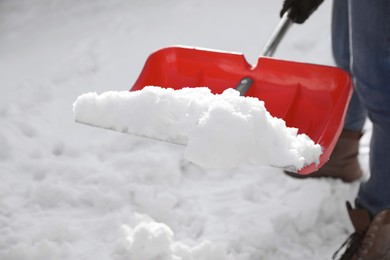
left=130, top=10, right=353, bottom=175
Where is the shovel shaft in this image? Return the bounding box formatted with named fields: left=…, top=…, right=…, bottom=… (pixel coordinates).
left=260, top=9, right=293, bottom=57
left=234, top=77, right=254, bottom=96
left=238, top=10, right=293, bottom=95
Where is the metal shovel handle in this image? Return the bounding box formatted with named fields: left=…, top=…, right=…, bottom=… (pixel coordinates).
left=260, top=9, right=293, bottom=57
left=235, top=9, right=293, bottom=96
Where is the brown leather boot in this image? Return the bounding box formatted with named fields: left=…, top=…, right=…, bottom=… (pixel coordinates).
left=285, top=129, right=363, bottom=182
left=333, top=202, right=390, bottom=260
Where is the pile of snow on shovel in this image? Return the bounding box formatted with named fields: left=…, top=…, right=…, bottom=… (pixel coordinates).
left=73, top=86, right=322, bottom=171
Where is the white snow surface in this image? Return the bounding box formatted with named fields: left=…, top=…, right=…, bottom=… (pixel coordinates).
left=0, top=0, right=371, bottom=260
left=73, top=87, right=322, bottom=171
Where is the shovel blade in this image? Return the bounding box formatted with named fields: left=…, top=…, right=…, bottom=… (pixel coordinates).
left=130, top=46, right=353, bottom=174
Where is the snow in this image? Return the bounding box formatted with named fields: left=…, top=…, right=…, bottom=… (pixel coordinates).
left=73, top=87, right=321, bottom=171
left=0, top=0, right=371, bottom=260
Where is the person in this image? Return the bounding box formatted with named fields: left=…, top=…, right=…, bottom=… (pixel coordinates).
left=279, top=0, right=390, bottom=259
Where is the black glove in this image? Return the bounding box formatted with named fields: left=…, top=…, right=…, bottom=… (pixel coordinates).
left=280, top=0, right=324, bottom=24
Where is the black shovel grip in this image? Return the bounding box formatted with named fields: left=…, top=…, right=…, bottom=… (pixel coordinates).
left=280, top=0, right=324, bottom=24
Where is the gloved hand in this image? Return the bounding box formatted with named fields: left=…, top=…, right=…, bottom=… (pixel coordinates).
left=280, top=0, right=324, bottom=24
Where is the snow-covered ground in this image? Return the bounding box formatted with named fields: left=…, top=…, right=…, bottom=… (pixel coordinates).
left=0, top=0, right=371, bottom=259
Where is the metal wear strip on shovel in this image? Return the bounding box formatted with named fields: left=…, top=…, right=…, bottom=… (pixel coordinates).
left=130, top=9, right=353, bottom=175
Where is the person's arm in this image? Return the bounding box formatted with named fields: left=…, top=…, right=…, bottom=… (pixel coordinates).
left=280, top=0, right=324, bottom=24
